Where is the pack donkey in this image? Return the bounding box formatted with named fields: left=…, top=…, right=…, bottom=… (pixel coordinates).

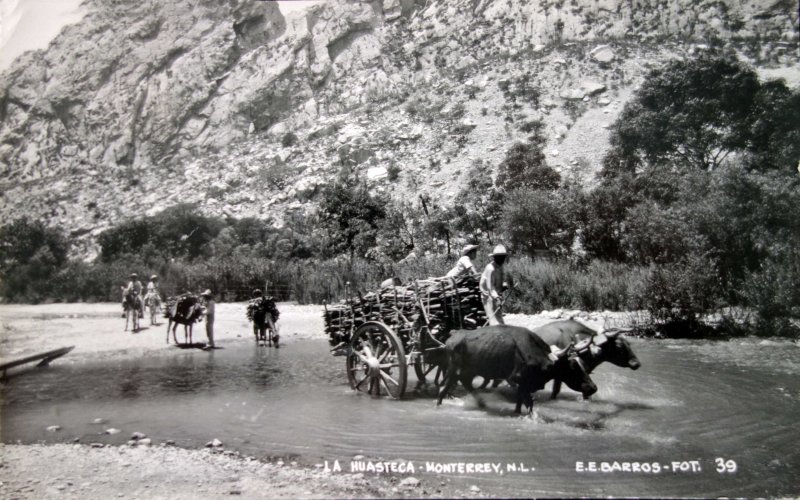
left=164, top=294, right=205, bottom=345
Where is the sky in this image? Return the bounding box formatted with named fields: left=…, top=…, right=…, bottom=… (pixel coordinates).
left=0, top=0, right=322, bottom=71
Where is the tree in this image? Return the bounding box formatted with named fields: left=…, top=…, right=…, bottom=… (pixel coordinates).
left=0, top=218, right=70, bottom=301
left=376, top=200, right=422, bottom=260
left=97, top=204, right=224, bottom=262
left=0, top=218, right=69, bottom=273
left=502, top=188, right=570, bottom=255
left=746, top=79, right=800, bottom=172
left=607, top=53, right=800, bottom=177
left=317, top=169, right=387, bottom=258
left=495, top=140, right=560, bottom=192
left=581, top=171, right=637, bottom=261
left=451, top=159, right=504, bottom=244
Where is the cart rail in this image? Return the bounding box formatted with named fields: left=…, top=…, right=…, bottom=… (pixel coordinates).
left=324, top=274, right=487, bottom=399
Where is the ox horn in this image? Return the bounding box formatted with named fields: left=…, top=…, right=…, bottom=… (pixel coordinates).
left=574, top=338, right=592, bottom=352
left=603, top=327, right=633, bottom=338
left=550, top=343, right=572, bottom=359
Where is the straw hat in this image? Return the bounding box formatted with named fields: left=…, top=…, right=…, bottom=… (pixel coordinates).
left=461, top=244, right=479, bottom=256
left=489, top=244, right=508, bottom=256
left=201, top=289, right=213, bottom=297
left=150, top=274, right=158, bottom=280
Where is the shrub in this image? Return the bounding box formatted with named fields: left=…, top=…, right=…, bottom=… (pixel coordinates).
left=504, top=256, right=648, bottom=313
left=281, top=132, right=298, bottom=147
left=740, top=250, right=800, bottom=337
left=0, top=218, right=71, bottom=302
left=502, top=188, right=571, bottom=255
left=495, top=141, right=560, bottom=192
left=639, top=252, right=723, bottom=338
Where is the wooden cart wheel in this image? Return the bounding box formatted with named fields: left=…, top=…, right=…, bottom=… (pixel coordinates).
left=346, top=322, right=407, bottom=399
left=413, top=356, right=447, bottom=387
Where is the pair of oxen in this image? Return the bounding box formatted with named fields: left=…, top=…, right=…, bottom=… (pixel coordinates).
left=435, top=320, right=641, bottom=413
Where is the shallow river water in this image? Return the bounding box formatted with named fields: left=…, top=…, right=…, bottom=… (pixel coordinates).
left=2, top=337, right=799, bottom=498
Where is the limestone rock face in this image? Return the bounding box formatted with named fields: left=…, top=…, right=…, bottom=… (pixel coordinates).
left=0, top=0, right=797, bottom=251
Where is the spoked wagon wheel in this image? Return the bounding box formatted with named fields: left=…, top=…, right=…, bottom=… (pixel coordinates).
left=346, top=322, right=407, bottom=399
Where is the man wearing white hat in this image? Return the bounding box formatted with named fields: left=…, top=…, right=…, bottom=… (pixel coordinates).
left=479, top=244, right=508, bottom=325
left=446, top=244, right=479, bottom=277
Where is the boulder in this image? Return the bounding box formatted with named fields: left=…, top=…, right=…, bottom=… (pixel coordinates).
left=590, top=45, right=615, bottom=63
left=581, top=81, right=606, bottom=96
left=559, top=88, right=585, bottom=101
left=206, top=438, right=224, bottom=448
left=399, top=477, right=420, bottom=489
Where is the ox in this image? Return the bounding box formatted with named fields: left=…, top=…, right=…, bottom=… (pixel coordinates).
left=436, top=326, right=597, bottom=413
left=165, top=294, right=205, bottom=345
left=533, top=319, right=641, bottom=400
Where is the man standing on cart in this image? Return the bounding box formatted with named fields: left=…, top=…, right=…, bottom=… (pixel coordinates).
left=479, top=244, right=509, bottom=325
left=446, top=244, right=479, bottom=277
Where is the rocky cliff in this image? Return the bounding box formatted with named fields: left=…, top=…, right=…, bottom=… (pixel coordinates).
left=1, top=0, right=797, bottom=257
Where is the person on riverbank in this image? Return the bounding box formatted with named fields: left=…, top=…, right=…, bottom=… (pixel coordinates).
left=446, top=244, right=479, bottom=277
left=479, top=245, right=509, bottom=325
left=201, top=289, right=215, bottom=349
left=123, top=273, right=144, bottom=319
left=145, top=275, right=159, bottom=299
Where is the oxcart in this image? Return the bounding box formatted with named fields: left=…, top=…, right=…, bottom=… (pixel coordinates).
left=323, top=275, right=487, bottom=399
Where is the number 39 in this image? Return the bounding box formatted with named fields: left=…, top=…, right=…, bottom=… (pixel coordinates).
left=715, top=458, right=737, bottom=473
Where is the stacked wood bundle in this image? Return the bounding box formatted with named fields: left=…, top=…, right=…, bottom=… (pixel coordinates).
left=163, top=293, right=203, bottom=322
left=323, top=274, right=486, bottom=349
left=246, top=296, right=280, bottom=323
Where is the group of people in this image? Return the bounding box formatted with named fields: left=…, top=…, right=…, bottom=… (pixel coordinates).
left=121, top=273, right=161, bottom=319
left=122, top=273, right=216, bottom=348
left=448, top=243, right=511, bottom=326
left=382, top=243, right=511, bottom=326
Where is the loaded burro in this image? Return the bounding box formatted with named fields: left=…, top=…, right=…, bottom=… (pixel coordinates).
left=324, top=245, right=641, bottom=414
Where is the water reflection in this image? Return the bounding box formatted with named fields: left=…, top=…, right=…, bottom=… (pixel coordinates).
left=118, top=364, right=141, bottom=398
left=1, top=338, right=799, bottom=498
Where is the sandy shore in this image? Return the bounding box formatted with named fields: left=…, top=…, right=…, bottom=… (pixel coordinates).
left=0, top=301, right=619, bottom=365
left=0, top=302, right=329, bottom=365
left=0, top=302, right=623, bottom=499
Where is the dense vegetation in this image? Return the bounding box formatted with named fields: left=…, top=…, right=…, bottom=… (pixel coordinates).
left=2, top=54, right=798, bottom=337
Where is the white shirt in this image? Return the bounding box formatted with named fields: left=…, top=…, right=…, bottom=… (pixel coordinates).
left=446, top=255, right=476, bottom=277
left=479, top=261, right=504, bottom=299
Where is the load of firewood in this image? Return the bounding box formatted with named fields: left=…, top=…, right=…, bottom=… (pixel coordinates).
left=323, top=274, right=487, bottom=349
left=246, top=296, right=280, bottom=323
left=163, top=293, right=204, bottom=322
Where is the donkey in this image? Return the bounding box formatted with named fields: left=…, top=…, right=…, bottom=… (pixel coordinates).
left=165, top=294, right=205, bottom=345
left=144, top=292, right=162, bottom=326
left=249, top=296, right=280, bottom=347
left=123, top=290, right=143, bottom=332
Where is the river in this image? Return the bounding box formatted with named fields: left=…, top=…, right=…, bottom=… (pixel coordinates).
left=2, top=337, right=799, bottom=498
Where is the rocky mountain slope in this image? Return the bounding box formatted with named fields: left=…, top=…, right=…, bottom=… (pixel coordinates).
left=1, top=0, right=798, bottom=257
